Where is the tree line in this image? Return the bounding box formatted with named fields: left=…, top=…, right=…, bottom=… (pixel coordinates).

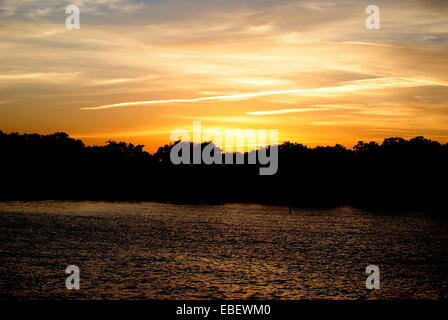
left=0, top=131, right=447, bottom=209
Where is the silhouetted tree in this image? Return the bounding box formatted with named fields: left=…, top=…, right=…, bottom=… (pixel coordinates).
left=0, top=131, right=446, bottom=209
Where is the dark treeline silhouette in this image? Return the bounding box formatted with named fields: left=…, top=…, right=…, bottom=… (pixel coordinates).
left=1, top=130, right=447, bottom=209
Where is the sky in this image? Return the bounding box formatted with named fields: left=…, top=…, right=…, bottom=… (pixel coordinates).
left=0, top=0, right=447, bottom=151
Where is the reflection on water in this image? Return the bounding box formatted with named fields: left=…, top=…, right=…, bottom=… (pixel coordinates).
left=0, top=201, right=447, bottom=299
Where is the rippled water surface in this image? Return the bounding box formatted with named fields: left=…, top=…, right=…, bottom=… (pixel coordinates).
left=1, top=201, right=447, bottom=299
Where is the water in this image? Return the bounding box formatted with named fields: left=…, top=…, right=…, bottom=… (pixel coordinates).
left=0, top=201, right=447, bottom=299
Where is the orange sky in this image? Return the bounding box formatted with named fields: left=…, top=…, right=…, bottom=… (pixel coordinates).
left=0, top=0, right=447, bottom=152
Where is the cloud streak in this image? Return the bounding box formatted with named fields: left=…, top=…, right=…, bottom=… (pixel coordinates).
left=246, top=107, right=329, bottom=116
left=80, top=77, right=447, bottom=110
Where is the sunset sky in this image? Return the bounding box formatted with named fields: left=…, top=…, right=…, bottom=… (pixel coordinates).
left=0, top=0, right=447, bottom=151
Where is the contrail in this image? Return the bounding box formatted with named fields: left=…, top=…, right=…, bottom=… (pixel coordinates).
left=80, top=89, right=314, bottom=110
left=80, top=77, right=444, bottom=111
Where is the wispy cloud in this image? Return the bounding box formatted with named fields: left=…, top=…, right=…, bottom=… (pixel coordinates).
left=0, top=99, right=18, bottom=105
left=0, top=72, right=81, bottom=81
left=340, top=41, right=404, bottom=49
left=81, top=77, right=447, bottom=110
left=246, top=107, right=328, bottom=116
left=87, top=75, right=158, bottom=87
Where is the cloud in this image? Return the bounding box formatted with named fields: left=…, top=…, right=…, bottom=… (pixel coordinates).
left=414, top=0, right=448, bottom=12
left=80, top=77, right=447, bottom=110
left=0, top=0, right=144, bottom=18
left=340, top=41, right=404, bottom=49
left=0, top=99, right=18, bottom=105
left=246, top=108, right=329, bottom=116
left=0, top=72, right=81, bottom=81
